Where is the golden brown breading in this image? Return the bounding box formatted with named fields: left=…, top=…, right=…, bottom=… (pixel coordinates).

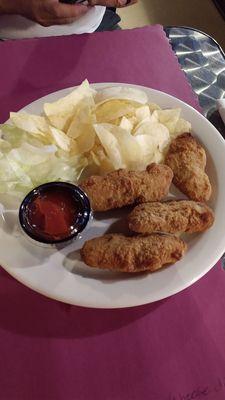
left=80, top=163, right=173, bottom=212
left=128, top=200, right=214, bottom=234
left=80, top=233, right=187, bottom=273
left=165, top=133, right=212, bottom=202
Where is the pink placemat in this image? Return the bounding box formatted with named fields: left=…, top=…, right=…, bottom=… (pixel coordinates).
left=0, top=25, right=225, bottom=400
left=0, top=25, right=201, bottom=122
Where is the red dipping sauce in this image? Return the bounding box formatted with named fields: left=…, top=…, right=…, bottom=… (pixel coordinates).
left=27, top=190, right=79, bottom=241
left=19, top=182, right=91, bottom=244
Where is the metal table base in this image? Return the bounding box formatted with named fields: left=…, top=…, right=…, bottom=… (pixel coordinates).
left=165, top=26, right=225, bottom=137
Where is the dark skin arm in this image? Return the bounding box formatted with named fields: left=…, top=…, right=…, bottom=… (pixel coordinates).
left=0, top=0, right=137, bottom=27
left=88, top=0, right=137, bottom=6
left=0, top=0, right=89, bottom=26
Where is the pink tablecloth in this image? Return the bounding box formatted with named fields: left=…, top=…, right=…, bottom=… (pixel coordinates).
left=0, top=25, right=225, bottom=400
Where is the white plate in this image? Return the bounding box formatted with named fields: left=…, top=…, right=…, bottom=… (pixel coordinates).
left=1, top=83, right=225, bottom=309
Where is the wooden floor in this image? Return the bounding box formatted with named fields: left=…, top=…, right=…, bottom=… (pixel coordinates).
left=118, top=0, right=225, bottom=51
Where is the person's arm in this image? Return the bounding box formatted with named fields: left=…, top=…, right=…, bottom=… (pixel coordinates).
left=0, top=0, right=16, bottom=14
left=0, top=0, right=89, bottom=26
left=88, top=0, right=137, bottom=7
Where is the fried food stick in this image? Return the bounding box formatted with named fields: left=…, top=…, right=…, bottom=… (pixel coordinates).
left=128, top=200, right=214, bottom=234
left=80, top=233, right=187, bottom=273
left=80, top=163, right=173, bottom=212
left=165, top=133, right=212, bottom=202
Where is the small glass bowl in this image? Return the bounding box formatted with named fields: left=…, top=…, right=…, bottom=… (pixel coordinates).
left=19, top=182, right=91, bottom=245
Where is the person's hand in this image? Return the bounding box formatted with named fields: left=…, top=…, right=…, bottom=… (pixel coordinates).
left=88, top=0, right=137, bottom=6
left=0, top=0, right=89, bottom=26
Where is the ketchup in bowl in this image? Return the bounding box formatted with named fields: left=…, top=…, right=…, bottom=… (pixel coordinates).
left=19, top=182, right=91, bottom=244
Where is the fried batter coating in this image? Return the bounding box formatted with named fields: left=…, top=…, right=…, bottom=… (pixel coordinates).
left=81, top=233, right=187, bottom=273
left=165, top=133, right=212, bottom=202
left=128, top=200, right=214, bottom=234
left=80, top=163, right=173, bottom=212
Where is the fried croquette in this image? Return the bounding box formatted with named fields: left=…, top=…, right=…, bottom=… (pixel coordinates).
left=80, top=163, right=173, bottom=212
left=165, top=133, right=212, bottom=202
left=81, top=233, right=187, bottom=273
left=128, top=200, right=214, bottom=234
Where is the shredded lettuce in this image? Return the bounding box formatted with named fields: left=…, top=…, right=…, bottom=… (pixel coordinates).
left=0, top=124, right=87, bottom=199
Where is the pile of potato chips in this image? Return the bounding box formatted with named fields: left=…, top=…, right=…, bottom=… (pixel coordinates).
left=0, top=79, right=191, bottom=198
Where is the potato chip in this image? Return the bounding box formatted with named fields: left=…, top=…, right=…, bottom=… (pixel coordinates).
left=134, top=134, right=155, bottom=168
left=119, top=117, right=134, bottom=132
left=99, top=157, right=114, bottom=174
left=67, top=104, right=96, bottom=139
left=44, top=80, right=96, bottom=131
left=173, top=118, right=192, bottom=136
left=135, top=106, right=151, bottom=122
left=94, top=124, right=125, bottom=170
left=95, top=100, right=139, bottom=124
left=10, top=112, right=48, bottom=136
left=102, top=123, right=143, bottom=169
left=74, top=126, right=96, bottom=155
left=134, top=120, right=170, bottom=161
left=93, top=123, right=162, bottom=171
left=152, top=109, right=181, bottom=134
left=113, top=116, right=138, bottom=130
left=91, top=143, right=106, bottom=161
left=90, top=151, right=101, bottom=166
left=128, top=116, right=139, bottom=131
left=95, top=86, right=148, bottom=105
left=152, top=151, right=164, bottom=164
left=134, top=116, right=154, bottom=135
left=110, top=117, right=123, bottom=127
left=48, top=126, right=72, bottom=152
left=134, top=120, right=169, bottom=138
left=148, top=103, right=162, bottom=113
